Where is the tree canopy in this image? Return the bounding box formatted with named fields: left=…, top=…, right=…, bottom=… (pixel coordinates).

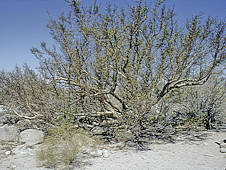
left=0, top=0, right=225, bottom=144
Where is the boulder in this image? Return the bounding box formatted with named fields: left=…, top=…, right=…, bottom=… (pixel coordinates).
left=0, top=124, right=19, bottom=142
left=19, top=129, right=44, bottom=146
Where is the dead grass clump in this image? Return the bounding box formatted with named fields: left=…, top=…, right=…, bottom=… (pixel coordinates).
left=36, top=123, right=99, bottom=168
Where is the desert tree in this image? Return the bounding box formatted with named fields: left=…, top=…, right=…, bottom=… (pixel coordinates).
left=28, top=0, right=225, bottom=141
left=0, top=64, right=67, bottom=122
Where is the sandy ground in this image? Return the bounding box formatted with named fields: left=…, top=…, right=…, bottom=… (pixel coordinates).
left=0, top=144, right=48, bottom=170
left=84, top=131, right=226, bottom=170
left=0, top=131, right=225, bottom=170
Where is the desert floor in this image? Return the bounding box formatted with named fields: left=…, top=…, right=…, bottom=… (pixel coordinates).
left=0, top=130, right=225, bottom=170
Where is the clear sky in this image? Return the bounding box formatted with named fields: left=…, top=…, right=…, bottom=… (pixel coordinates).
left=0, top=0, right=225, bottom=71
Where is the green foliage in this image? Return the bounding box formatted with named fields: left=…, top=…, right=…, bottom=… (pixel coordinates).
left=56, top=104, right=78, bottom=123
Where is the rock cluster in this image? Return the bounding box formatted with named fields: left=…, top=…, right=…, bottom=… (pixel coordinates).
left=0, top=124, right=44, bottom=145
left=0, top=105, right=46, bottom=169
left=0, top=106, right=45, bottom=145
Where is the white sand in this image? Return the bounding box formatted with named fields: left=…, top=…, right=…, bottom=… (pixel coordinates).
left=0, top=131, right=225, bottom=170
left=85, top=131, right=226, bottom=170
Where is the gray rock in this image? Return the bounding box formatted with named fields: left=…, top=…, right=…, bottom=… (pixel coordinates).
left=0, top=105, right=8, bottom=114
left=219, top=140, right=226, bottom=153
left=19, top=129, right=44, bottom=146
left=220, top=146, right=226, bottom=153
left=90, top=150, right=103, bottom=157
left=215, top=139, right=226, bottom=153
left=0, top=124, right=19, bottom=142
left=90, top=149, right=110, bottom=158
left=102, top=149, right=109, bottom=158
left=5, top=151, right=11, bottom=155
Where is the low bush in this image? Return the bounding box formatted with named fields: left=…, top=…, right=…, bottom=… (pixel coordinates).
left=165, top=74, right=225, bottom=130
left=36, top=123, right=99, bottom=168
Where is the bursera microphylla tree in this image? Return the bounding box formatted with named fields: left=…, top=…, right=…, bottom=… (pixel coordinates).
left=30, top=0, right=225, bottom=141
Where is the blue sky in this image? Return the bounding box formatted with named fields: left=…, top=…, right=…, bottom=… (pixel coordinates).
left=0, top=0, right=225, bottom=71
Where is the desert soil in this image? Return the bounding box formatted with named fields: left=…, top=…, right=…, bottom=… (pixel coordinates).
left=0, top=130, right=225, bottom=170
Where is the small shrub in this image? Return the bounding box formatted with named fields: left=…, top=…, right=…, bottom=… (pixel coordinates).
left=166, top=74, right=225, bottom=130
left=56, top=104, right=78, bottom=124
left=36, top=123, right=99, bottom=168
